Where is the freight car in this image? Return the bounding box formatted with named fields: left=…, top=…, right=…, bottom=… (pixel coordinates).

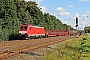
left=45, top=30, right=57, bottom=37
left=18, top=24, right=71, bottom=39
left=69, top=30, right=78, bottom=36
left=68, top=30, right=81, bottom=38
left=45, top=30, right=69, bottom=37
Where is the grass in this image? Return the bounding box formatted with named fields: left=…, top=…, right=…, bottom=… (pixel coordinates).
left=42, top=34, right=90, bottom=60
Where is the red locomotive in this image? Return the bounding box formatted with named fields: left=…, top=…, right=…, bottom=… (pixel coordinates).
left=18, top=24, right=69, bottom=39
left=18, top=24, right=45, bottom=39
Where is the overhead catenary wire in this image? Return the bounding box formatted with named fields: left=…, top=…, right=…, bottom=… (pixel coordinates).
left=40, top=3, right=57, bottom=14
left=38, top=0, right=61, bottom=17
left=48, top=0, right=56, bottom=8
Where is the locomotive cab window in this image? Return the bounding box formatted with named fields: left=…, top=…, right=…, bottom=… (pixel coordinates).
left=20, top=27, right=23, bottom=30
left=24, top=26, right=27, bottom=30
left=20, top=26, right=27, bottom=30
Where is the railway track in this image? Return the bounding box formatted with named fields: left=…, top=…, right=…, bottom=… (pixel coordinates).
left=0, top=36, right=73, bottom=59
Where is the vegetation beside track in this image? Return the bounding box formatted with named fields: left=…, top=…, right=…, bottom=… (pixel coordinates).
left=0, top=0, right=73, bottom=41
left=42, top=34, right=90, bottom=60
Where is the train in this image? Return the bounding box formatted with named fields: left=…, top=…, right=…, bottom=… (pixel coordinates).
left=18, top=24, right=79, bottom=39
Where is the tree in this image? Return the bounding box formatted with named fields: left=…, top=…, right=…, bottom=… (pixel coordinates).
left=0, top=0, right=74, bottom=41
left=0, top=0, right=19, bottom=41
left=84, top=26, right=90, bottom=33
left=26, top=1, right=44, bottom=26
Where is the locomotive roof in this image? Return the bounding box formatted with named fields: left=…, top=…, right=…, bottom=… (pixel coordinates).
left=20, top=24, right=44, bottom=28
left=31, top=25, right=44, bottom=28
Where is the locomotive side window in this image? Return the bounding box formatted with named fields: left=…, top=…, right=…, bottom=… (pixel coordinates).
left=29, top=27, right=31, bottom=30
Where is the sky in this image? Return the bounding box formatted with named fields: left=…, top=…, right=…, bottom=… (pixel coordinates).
left=25, top=0, right=90, bottom=30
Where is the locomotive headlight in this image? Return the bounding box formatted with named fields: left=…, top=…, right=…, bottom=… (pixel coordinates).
left=19, top=33, right=21, bottom=37
left=25, top=33, right=27, bottom=35
left=19, top=31, right=27, bottom=35
left=19, top=33, right=21, bottom=35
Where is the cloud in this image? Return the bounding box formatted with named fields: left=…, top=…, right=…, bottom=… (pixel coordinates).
left=70, top=14, right=79, bottom=21
left=57, top=7, right=70, bottom=16
left=69, top=5, right=74, bottom=8
left=85, top=11, right=90, bottom=14
left=59, top=11, right=70, bottom=16
left=79, top=22, right=89, bottom=30
left=84, top=11, right=90, bottom=16
left=81, top=22, right=89, bottom=26
left=81, top=11, right=90, bottom=20
left=57, top=7, right=65, bottom=12
left=82, top=13, right=88, bottom=17
left=40, top=6, right=47, bottom=13
left=70, top=16, right=75, bottom=20
left=74, top=14, right=79, bottom=17
left=79, top=0, right=90, bottom=1
left=82, top=18, right=88, bottom=20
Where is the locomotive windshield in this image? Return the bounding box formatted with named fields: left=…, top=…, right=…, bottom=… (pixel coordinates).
left=20, top=26, right=27, bottom=30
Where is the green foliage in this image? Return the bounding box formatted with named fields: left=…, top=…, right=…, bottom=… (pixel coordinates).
left=43, top=13, right=63, bottom=30
left=0, top=0, right=19, bottom=41
left=0, top=0, right=73, bottom=41
left=79, top=34, right=90, bottom=60
left=84, top=26, right=90, bottom=33
left=42, top=34, right=90, bottom=60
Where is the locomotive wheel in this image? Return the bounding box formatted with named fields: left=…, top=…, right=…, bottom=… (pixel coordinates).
left=33, top=36, right=36, bottom=39
left=30, top=36, right=33, bottom=39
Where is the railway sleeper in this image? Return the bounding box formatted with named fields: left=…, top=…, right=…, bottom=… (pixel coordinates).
left=0, top=52, right=18, bottom=59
